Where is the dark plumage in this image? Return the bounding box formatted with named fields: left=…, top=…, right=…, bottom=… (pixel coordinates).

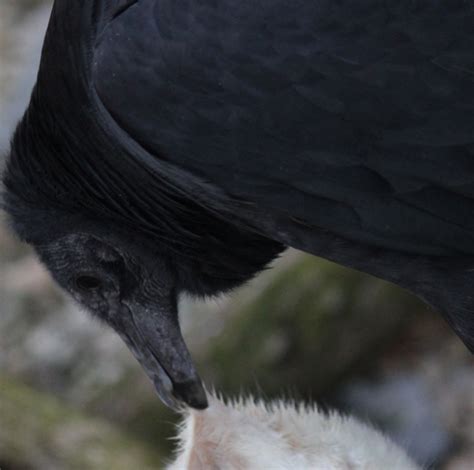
left=3, top=0, right=474, bottom=409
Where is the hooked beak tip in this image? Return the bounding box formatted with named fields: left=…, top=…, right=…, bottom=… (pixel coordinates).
left=152, top=371, right=208, bottom=411
left=119, top=300, right=208, bottom=410
left=173, top=380, right=208, bottom=410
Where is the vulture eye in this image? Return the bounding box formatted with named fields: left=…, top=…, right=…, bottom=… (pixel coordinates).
left=75, top=274, right=103, bottom=291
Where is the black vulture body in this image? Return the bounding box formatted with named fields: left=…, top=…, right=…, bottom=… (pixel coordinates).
left=3, top=0, right=474, bottom=407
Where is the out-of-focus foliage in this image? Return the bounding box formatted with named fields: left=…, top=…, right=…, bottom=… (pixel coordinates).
left=206, top=255, right=425, bottom=397
left=0, top=376, right=163, bottom=470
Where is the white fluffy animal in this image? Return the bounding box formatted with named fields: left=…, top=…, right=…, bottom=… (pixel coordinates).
left=167, top=395, right=420, bottom=470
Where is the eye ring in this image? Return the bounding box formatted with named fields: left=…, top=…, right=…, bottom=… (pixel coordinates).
left=74, top=274, right=103, bottom=292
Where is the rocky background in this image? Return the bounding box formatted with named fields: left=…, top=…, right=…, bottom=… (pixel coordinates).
left=1, top=1, right=473, bottom=468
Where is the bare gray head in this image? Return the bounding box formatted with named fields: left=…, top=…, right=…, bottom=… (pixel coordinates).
left=32, top=222, right=208, bottom=409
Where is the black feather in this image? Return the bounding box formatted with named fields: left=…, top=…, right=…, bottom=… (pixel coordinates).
left=3, top=0, right=474, bottom=350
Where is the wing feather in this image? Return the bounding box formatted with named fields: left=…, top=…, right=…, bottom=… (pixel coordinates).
left=93, top=0, right=474, bottom=255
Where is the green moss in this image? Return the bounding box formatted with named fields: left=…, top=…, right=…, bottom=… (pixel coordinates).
left=206, top=255, right=427, bottom=398
left=0, top=377, right=164, bottom=470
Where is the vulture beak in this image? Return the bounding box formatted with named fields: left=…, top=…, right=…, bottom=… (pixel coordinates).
left=116, top=296, right=208, bottom=410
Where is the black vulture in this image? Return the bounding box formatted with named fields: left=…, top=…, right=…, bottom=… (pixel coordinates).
left=3, top=0, right=474, bottom=409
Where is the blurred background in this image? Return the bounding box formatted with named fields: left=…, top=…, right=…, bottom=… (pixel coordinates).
left=0, top=1, right=473, bottom=469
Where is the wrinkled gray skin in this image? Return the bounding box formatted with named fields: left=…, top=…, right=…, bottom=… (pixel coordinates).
left=35, top=230, right=207, bottom=410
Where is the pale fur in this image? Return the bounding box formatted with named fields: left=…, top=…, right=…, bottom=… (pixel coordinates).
left=167, top=394, right=420, bottom=470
